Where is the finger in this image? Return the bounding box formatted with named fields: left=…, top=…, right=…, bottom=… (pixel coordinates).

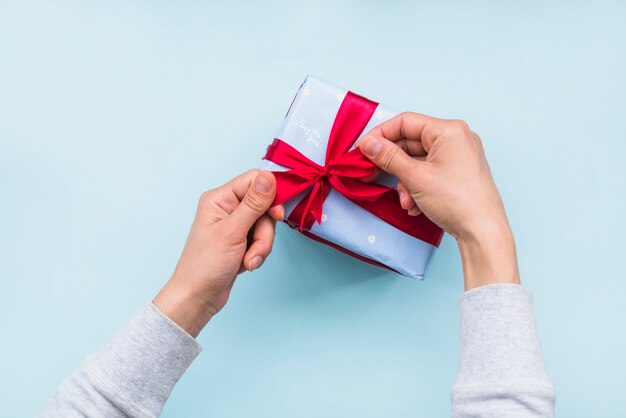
left=396, top=181, right=416, bottom=210
left=268, top=204, right=285, bottom=221
left=395, top=138, right=427, bottom=157
left=237, top=264, right=247, bottom=275
left=358, top=135, right=427, bottom=187
left=408, top=206, right=422, bottom=216
left=243, top=214, right=276, bottom=271
left=358, top=138, right=426, bottom=161
left=359, top=167, right=381, bottom=183
left=226, top=171, right=277, bottom=235
left=220, top=171, right=284, bottom=221
left=364, top=111, right=433, bottom=143
left=359, top=140, right=426, bottom=183
left=226, top=171, right=283, bottom=221
left=224, top=169, right=262, bottom=201
left=361, top=112, right=448, bottom=153
left=201, top=169, right=262, bottom=217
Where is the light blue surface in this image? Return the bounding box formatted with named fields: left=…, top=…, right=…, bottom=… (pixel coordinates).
left=260, top=76, right=437, bottom=279
left=0, top=1, right=625, bottom=417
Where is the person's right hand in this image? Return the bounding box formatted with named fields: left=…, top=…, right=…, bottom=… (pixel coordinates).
left=357, top=113, right=520, bottom=290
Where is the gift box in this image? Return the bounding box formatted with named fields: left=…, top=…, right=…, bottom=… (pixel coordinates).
left=260, top=76, right=443, bottom=279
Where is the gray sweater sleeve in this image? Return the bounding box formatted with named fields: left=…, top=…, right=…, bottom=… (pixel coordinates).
left=39, top=303, right=201, bottom=418
left=451, top=284, right=556, bottom=417
left=40, top=285, right=554, bottom=417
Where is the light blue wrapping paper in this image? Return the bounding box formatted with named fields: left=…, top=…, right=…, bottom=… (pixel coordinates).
left=260, top=76, right=438, bottom=279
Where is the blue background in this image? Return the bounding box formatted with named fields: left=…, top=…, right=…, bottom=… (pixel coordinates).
left=1, top=1, right=624, bottom=417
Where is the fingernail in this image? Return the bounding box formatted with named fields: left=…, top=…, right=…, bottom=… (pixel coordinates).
left=360, top=137, right=382, bottom=157
left=248, top=255, right=264, bottom=271
left=254, top=173, right=272, bottom=193
left=408, top=208, right=421, bottom=217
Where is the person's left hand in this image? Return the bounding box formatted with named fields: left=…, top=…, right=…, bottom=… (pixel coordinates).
left=153, top=169, right=282, bottom=337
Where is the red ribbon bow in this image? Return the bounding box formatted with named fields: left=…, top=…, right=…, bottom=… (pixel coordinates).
left=264, top=91, right=443, bottom=248
left=264, top=92, right=390, bottom=230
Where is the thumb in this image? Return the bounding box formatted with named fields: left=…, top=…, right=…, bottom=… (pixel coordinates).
left=228, top=171, right=276, bottom=234
left=359, top=135, right=425, bottom=186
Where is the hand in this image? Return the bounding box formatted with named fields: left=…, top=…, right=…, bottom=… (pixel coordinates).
left=153, top=170, right=279, bottom=337
left=358, top=113, right=520, bottom=290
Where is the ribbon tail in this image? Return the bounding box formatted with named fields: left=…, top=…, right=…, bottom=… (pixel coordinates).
left=310, top=179, right=330, bottom=224
left=287, top=179, right=331, bottom=232
left=299, top=181, right=322, bottom=232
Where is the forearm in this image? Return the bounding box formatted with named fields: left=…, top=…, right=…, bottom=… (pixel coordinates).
left=457, top=220, right=520, bottom=291
left=451, top=284, right=555, bottom=417
left=39, top=303, right=201, bottom=418
left=153, top=279, right=215, bottom=338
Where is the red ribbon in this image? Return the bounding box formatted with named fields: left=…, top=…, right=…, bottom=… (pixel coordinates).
left=264, top=91, right=443, bottom=248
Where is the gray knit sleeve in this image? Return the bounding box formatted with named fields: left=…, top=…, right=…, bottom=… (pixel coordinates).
left=39, top=303, right=202, bottom=418
left=451, top=284, right=555, bottom=417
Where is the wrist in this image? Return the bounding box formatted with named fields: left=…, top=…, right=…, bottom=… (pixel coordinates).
left=152, top=280, right=215, bottom=338
left=457, top=221, right=520, bottom=291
